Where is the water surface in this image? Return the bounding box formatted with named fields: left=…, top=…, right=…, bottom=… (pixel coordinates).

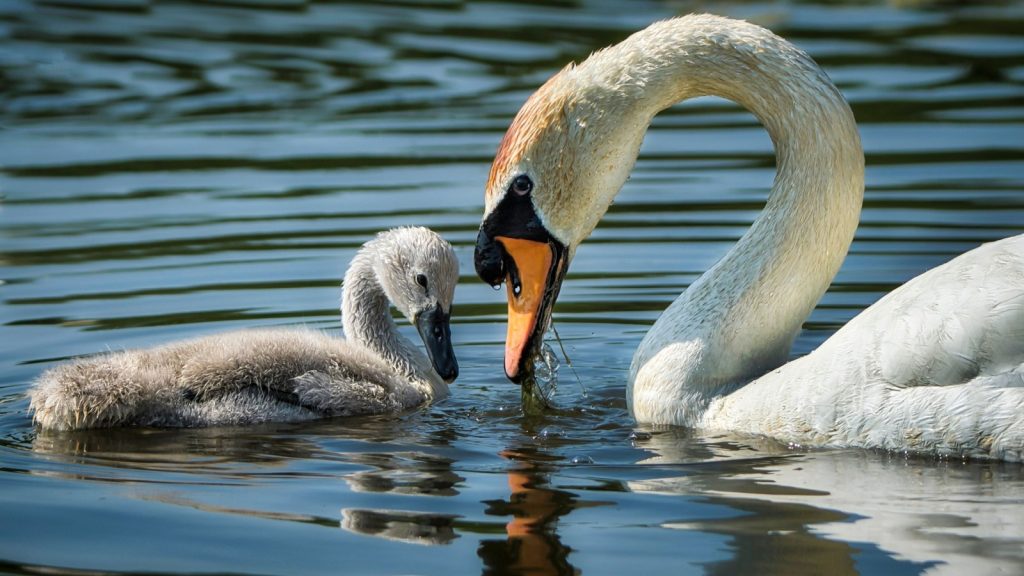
left=2, top=1, right=1023, bottom=574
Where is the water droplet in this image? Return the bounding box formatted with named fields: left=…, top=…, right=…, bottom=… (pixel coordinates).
left=536, top=425, right=565, bottom=440
left=532, top=343, right=560, bottom=402
left=628, top=431, right=652, bottom=442
left=513, top=282, right=521, bottom=296
left=569, top=455, right=594, bottom=465
left=491, top=283, right=503, bottom=291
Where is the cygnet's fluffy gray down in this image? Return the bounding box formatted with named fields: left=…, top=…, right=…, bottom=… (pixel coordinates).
left=29, top=227, right=460, bottom=430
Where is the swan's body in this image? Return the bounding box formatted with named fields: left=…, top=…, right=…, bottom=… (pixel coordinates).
left=675, top=235, right=1024, bottom=459
left=30, top=227, right=460, bottom=431
left=474, top=14, right=1024, bottom=460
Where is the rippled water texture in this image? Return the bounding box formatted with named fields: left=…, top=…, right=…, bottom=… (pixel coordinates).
left=2, top=1, right=1023, bottom=574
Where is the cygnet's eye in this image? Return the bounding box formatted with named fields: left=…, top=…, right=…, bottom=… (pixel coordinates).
left=415, top=273, right=428, bottom=290
left=509, top=174, right=533, bottom=196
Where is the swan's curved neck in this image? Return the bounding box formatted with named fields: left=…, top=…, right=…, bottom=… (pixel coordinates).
left=572, top=17, right=864, bottom=420
left=341, top=255, right=441, bottom=395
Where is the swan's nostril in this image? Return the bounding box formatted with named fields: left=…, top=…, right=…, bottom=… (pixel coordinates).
left=505, top=250, right=522, bottom=299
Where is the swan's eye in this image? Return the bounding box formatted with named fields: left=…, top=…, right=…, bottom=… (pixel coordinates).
left=415, top=273, right=428, bottom=290
left=509, top=175, right=533, bottom=196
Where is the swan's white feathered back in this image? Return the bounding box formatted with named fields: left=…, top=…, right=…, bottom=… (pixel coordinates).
left=704, top=235, right=1024, bottom=460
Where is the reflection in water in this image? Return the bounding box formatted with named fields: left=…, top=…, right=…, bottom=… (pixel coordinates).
left=630, top=429, right=1023, bottom=575
left=692, top=498, right=865, bottom=576
left=337, top=446, right=466, bottom=546
left=29, top=414, right=413, bottom=467
left=344, top=451, right=464, bottom=497
left=478, top=448, right=586, bottom=576
left=30, top=425, right=325, bottom=474
left=342, top=508, right=459, bottom=546
left=148, top=493, right=338, bottom=529
left=337, top=445, right=591, bottom=574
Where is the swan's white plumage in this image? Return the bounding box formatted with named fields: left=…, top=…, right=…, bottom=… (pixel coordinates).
left=29, top=227, right=459, bottom=431
left=704, top=235, right=1024, bottom=460
left=488, top=14, right=1024, bottom=459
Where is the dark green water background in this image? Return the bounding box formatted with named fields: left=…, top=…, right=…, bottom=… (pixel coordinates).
left=2, top=1, right=1023, bottom=574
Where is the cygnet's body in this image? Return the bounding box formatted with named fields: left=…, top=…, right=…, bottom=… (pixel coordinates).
left=29, top=227, right=459, bottom=430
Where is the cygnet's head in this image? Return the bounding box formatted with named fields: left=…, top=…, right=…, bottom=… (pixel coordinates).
left=368, top=227, right=460, bottom=383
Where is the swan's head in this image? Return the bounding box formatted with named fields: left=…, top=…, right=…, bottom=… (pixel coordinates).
left=371, top=227, right=460, bottom=383
left=474, top=56, right=648, bottom=382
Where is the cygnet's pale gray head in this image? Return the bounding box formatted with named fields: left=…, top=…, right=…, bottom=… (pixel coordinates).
left=368, top=227, right=460, bottom=382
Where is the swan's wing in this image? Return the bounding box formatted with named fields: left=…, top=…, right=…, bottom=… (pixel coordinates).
left=178, top=329, right=419, bottom=416
left=290, top=342, right=425, bottom=416
left=176, top=329, right=337, bottom=400
left=862, top=235, right=1024, bottom=389
left=847, top=235, right=1024, bottom=458
left=290, top=370, right=414, bottom=417
left=807, top=235, right=1024, bottom=452
left=29, top=348, right=157, bottom=430
left=29, top=330, right=338, bottom=430
left=710, top=235, right=1024, bottom=459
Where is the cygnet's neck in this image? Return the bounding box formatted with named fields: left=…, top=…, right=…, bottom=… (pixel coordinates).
left=341, top=254, right=444, bottom=398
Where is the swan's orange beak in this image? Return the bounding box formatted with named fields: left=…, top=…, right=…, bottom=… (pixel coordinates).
left=495, top=237, right=558, bottom=380
left=474, top=183, right=568, bottom=383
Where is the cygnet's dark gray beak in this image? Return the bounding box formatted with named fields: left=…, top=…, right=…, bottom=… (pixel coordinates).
left=416, top=305, right=458, bottom=383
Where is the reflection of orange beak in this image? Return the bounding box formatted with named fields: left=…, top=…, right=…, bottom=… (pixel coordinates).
left=495, top=236, right=555, bottom=381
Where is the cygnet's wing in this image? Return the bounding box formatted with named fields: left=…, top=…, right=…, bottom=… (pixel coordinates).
left=179, top=329, right=420, bottom=417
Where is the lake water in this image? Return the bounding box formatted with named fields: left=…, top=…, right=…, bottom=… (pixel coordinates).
left=2, top=1, right=1023, bottom=574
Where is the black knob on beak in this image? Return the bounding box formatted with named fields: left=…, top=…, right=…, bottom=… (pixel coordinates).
left=474, top=228, right=506, bottom=288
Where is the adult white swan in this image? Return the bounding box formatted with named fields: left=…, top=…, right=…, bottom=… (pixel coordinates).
left=31, top=227, right=459, bottom=430
left=472, top=14, right=1023, bottom=460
